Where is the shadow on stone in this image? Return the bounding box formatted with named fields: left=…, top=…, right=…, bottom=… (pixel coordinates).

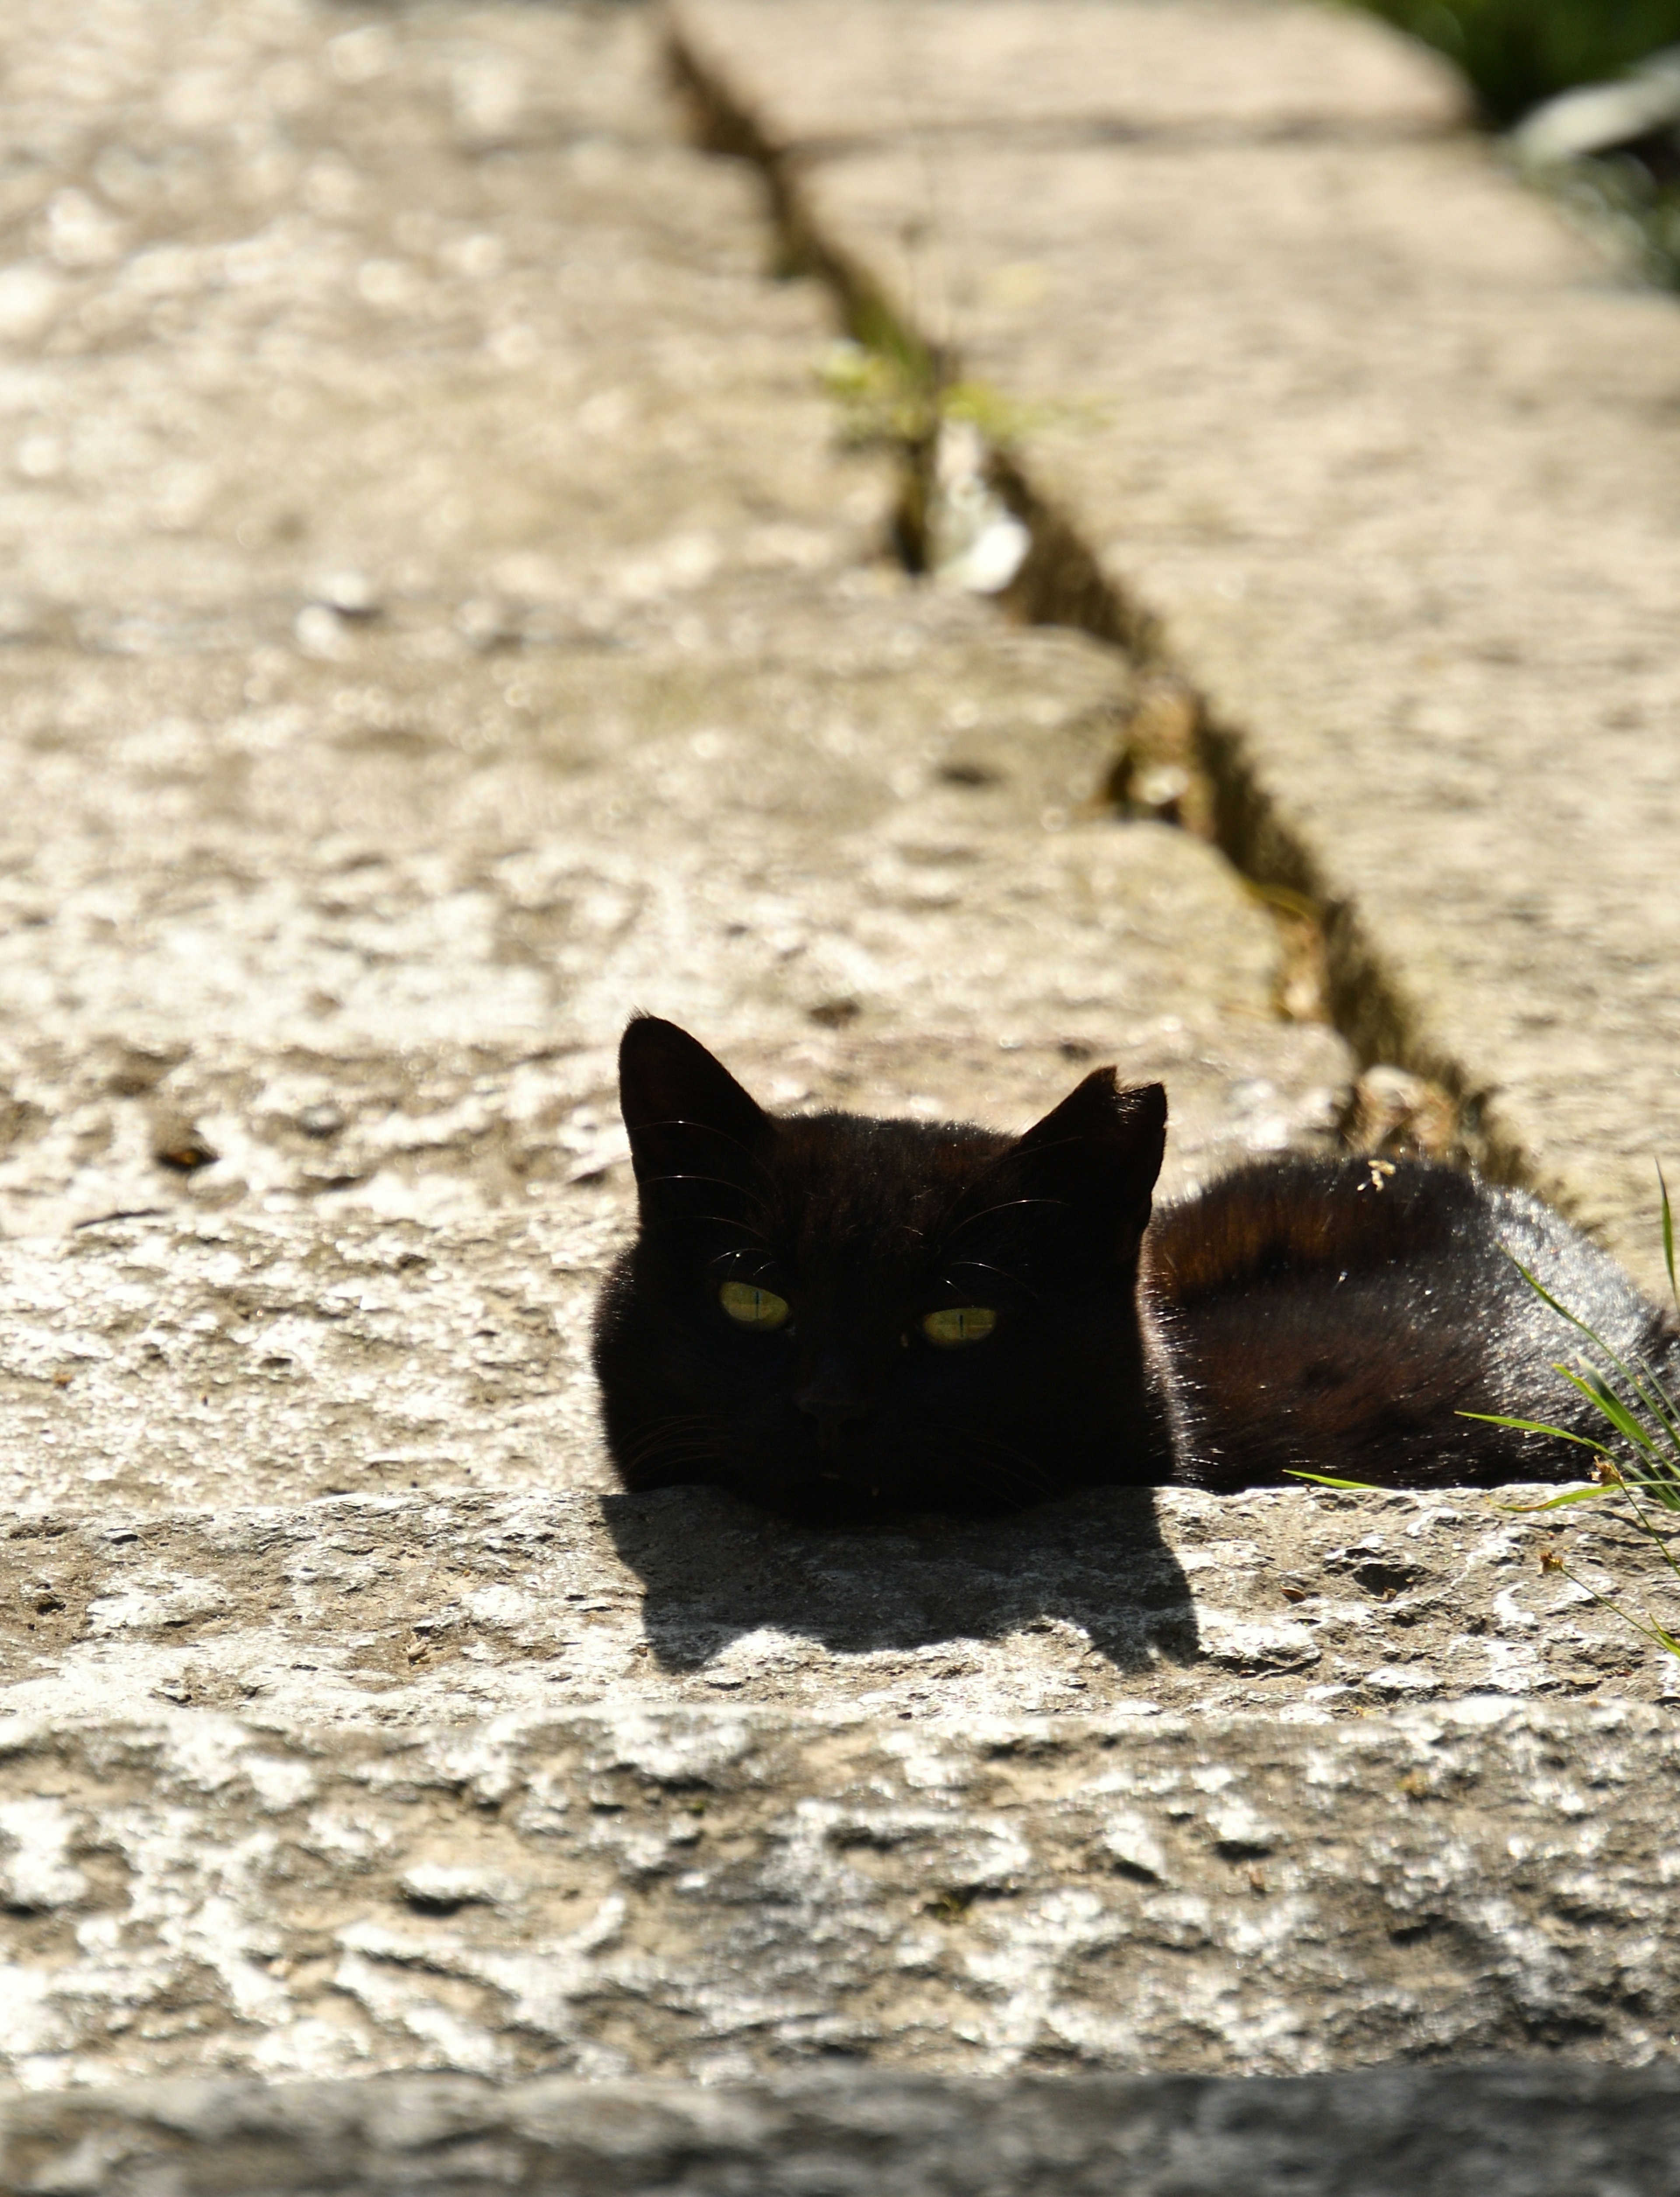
left=601, top=1482, right=1200, bottom=1675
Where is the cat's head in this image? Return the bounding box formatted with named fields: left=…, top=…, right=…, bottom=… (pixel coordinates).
left=592, top=1016, right=1170, bottom=1520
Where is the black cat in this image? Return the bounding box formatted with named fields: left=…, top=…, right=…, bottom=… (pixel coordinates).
left=592, top=1015, right=1675, bottom=1519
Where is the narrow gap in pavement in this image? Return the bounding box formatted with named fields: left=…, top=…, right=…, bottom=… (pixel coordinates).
left=667, top=32, right=1470, bottom=1172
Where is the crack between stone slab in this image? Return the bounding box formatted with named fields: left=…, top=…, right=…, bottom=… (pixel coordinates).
left=687, top=112, right=1466, bottom=169
left=983, top=452, right=1496, bottom=1130
left=667, top=21, right=1519, bottom=1188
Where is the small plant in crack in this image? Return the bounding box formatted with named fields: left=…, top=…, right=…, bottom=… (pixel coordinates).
left=816, top=334, right=1064, bottom=460
left=817, top=335, right=1036, bottom=588
left=816, top=323, right=1099, bottom=591
left=817, top=332, right=945, bottom=456
left=1295, top=1163, right=1680, bottom=1662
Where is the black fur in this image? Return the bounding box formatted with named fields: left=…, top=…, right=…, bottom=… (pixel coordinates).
left=592, top=1017, right=1676, bottom=1520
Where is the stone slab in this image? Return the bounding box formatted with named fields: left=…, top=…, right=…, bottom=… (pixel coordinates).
left=3, top=1486, right=1675, bottom=1725
left=4, top=1700, right=1680, bottom=2085
left=6, top=2063, right=1680, bottom=2197
left=670, top=0, right=1680, bottom=1295
left=674, top=0, right=1466, bottom=147
left=0, top=0, right=1660, bottom=2121
left=0, top=0, right=1351, bottom=1523
left=0, top=612, right=1343, bottom=1074
left=0, top=594, right=1349, bottom=1515
left=0, top=964, right=1344, bottom=1524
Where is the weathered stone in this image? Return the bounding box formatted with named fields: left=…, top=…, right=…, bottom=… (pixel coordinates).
left=0, top=614, right=1341, bottom=1076
left=4, top=1486, right=1676, bottom=1725
left=674, top=0, right=1466, bottom=147
left=0, top=0, right=1671, bottom=2135
left=0, top=0, right=1350, bottom=1527
left=672, top=0, right=1680, bottom=1293
left=3, top=2056, right=1677, bottom=2197
left=3, top=1701, right=1679, bottom=2085
left=7, top=2063, right=1680, bottom=2197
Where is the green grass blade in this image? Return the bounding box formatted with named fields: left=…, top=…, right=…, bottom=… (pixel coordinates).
left=1620, top=1605, right=1680, bottom=1657
left=1510, top=1255, right=1663, bottom=1409
left=1618, top=1448, right=1680, bottom=1514
left=1662, top=1160, right=1678, bottom=1321
left=1457, top=1409, right=1615, bottom=1454
left=1498, top=1486, right=1614, bottom=1513
left=1607, top=1351, right=1680, bottom=1458
left=1555, top=1365, right=1658, bottom=1454
left=1509, top=1256, right=1610, bottom=1343
left=1613, top=1473, right=1680, bottom=1506
left=1284, top=1471, right=1385, bottom=1492
left=1629, top=1356, right=1680, bottom=1451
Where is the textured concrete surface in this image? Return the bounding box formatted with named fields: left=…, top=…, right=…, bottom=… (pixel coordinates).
left=672, top=0, right=1680, bottom=1293
left=5, top=1485, right=1677, bottom=1727
left=5, top=1701, right=1680, bottom=2085
left=671, top=0, right=1467, bottom=151
left=0, top=0, right=1349, bottom=1527
left=7, top=2063, right=1680, bottom=2197
left=1, top=0, right=1677, bottom=2143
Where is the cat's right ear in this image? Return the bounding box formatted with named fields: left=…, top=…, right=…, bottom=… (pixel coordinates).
left=1010, top=1069, right=1167, bottom=1241
left=618, top=1016, right=775, bottom=1211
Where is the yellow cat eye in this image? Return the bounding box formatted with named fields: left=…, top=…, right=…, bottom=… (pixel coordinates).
left=719, top=1280, right=791, bottom=1330
left=922, top=1306, right=998, bottom=1348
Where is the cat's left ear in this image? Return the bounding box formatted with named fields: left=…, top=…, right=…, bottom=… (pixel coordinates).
left=1011, top=1070, right=1167, bottom=1239
left=617, top=1016, right=776, bottom=1213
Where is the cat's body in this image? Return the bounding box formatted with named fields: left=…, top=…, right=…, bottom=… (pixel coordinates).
left=1147, top=1155, right=1667, bottom=1493
left=594, top=1017, right=1675, bottom=1518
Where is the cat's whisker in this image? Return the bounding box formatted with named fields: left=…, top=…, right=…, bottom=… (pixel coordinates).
left=618, top=1412, right=730, bottom=1479
left=632, top=1168, right=770, bottom=1249
left=622, top=1413, right=715, bottom=1442
left=961, top=1420, right=1057, bottom=1478
left=619, top=1425, right=713, bottom=1464
left=945, top=1256, right=1043, bottom=1303
left=705, top=1248, right=778, bottom=1279
left=641, top=1206, right=770, bottom=1252
left=628, top=1115, right=773, bottom=1186
left=943, top=1195, right=1070, bottom=1243
left=636, top=1167, right=766, bottom=1205
left=627, top=1443, right=716, bottom=1470
left=913, top=1416, right=1056, bottom=1505
left=967, top=1448, right=1056, bottom=1502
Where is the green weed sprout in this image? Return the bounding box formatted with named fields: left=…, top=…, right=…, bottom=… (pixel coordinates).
left=817, top=339, right=1102, bottom=457
left=817, top=338, right=944, bottom=453
left=1293, top=1164, right=1680, bottom=1661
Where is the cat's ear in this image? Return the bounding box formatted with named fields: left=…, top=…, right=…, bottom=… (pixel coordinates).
left=1011, top=1069, right=1166, bottom=1239
left=618, top=1016, right=775, bottom=1208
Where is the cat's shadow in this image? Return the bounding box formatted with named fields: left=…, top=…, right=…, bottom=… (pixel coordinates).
left=601, top=1483, right=1199, bottom=1677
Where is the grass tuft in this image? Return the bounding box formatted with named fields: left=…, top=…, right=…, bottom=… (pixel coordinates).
left=1294, top=1164, right=1680, bottom=1663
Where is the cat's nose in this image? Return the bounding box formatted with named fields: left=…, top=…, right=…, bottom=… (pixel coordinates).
left=794, top=1354, right=871, bottom=1441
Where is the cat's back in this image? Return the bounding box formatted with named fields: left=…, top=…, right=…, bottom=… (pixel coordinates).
left=1145, top=1154, right=1675, bottom=1490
